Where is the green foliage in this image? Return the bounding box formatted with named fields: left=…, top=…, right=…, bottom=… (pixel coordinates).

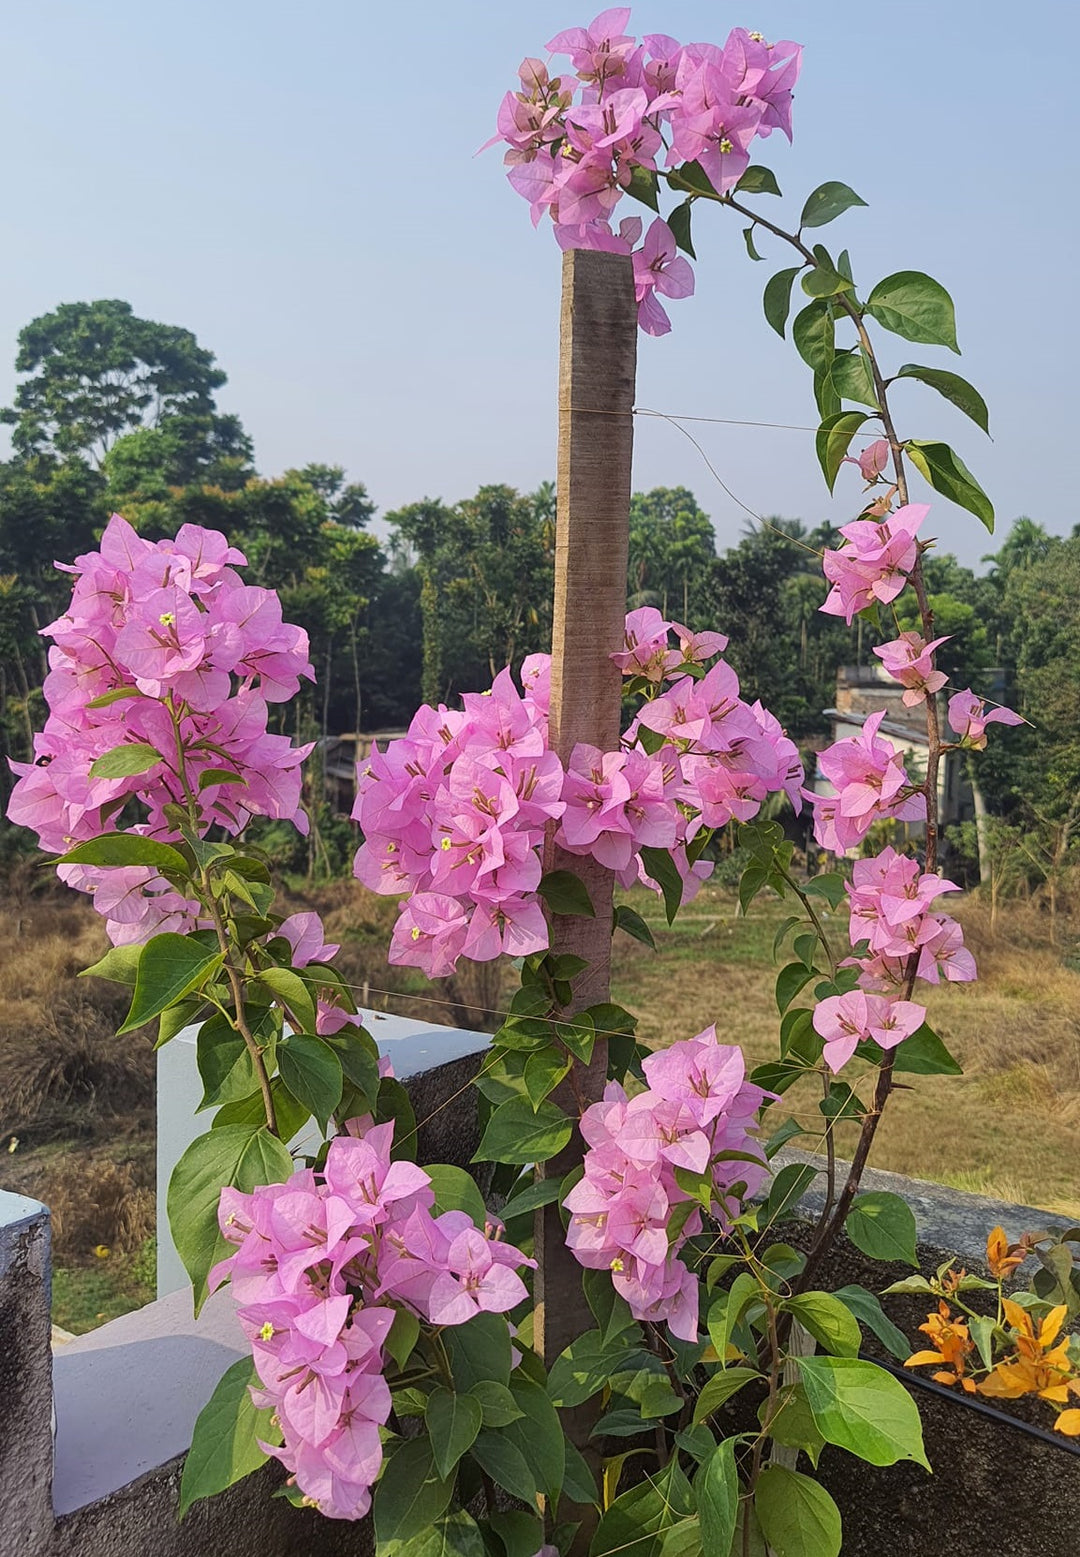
left=845, top=1192, right=919, bottom=1267
left=167, top=1124, right=294, bottom=1309
left=179, top=1357, right=279, bottom=1517
left=797, top=1356, right=930, bottom=1467
left=865, top=271, right=959, bottom=352
left=755, top=1466, right=842, bottom=1557
left=800, top=182, right=867, bottom=229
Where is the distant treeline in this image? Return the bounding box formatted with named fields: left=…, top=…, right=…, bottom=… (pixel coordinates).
left=1, top=301, right=1077, bottom=888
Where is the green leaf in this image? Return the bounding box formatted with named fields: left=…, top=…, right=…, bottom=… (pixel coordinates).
left=797, top=1356, right=929, bottom=1468
left=759, top=1163, right=819, bottom=1230
left=426, top=1387, right=483, bottom=1479
left=382, top=1511, right=487, bottom=1557
left=197, top=767, right=247, bottom=790
left=85, top=684, right=144, bottom=709
left=470, top=1379, right=524, bottom=1428
left=669, top=160, right=716, bottom=197
left=168, top=1124, right=293, bottom=1308
left=212, top=1076, right=309, bottom=1141
left=763, top=267, right=801, bottom=338
left=668, top=201, right=695, bottom=259
left=905, top=439, right=994, bottom=531
left=488, top=1510, right=545, bottom=1557
left=625, top=164, right=660, bottom=211
left=386, top=1307, right=421, bottom=1370
left=374, top=1437, right=454, bottom=1546
left=88, top=741, right=163, bottom=779
left=895, top=363, right=989, bottom=433
left=592, top=1461, right=696, bottom=1557
left=257, top=966, right=318, bottom=1033
left=830, top=350, right=878, bottom=407
left=763, top=1384, right=824, bottom=1469
left=695, top=1438, right=738, bottom=1557
left=548, top=1329, right=633, bottom=1408
left=846, top=1191, right=919, bottom=1267
left=197, top=1014, right=259, bottom=1110
left=820, top=1082, right=864, bottom=1122
left=583, top=1266, right=639, bottom=1345
left=891, top=1022, right=962, bottom=1076
left=60, top=834, right=188, bottom=873
left=802, top=247, right=852, bottom=298
left=800, top=181, right=867, bottom=229
left=764, top=1117, right=806, bottom=1158
left=157, top=997, right=203, bottom=1048
left=755, top=1466, right=841, bottom=1557
left=562, top=1436, right=600, bottom=1509
left=813, top=367, right=841, bottom=422
left=473, top=1095, right=571, bottom=1166
left=321, top=1025, right=381, bottom=1097
left=743, top=226, right=764, bottom=262
left=524, top=1046, right=572, bottom=1109
left=500, top=1172, right=564, bottom=1221
left=80, top=942, right=143, bottom=986
left=537, top=869, right=595, bottom=918
left=178, top=1357, right=279, bottom=1517
left=692, top=1366, right=761, bottom=1425
left=866, top=271, right=959, bottom=353
left=639, top=846, right=683, bottom=925
left=803, top=873, right=846, bottom=909
left=792, top=301, right=834, bottom=372
left=471, top=1378, right=564, bottom=1507
left=277, top=1033, right=342, bottom=1133
left=425, top=1163, right=487, bottom=1226
left=119, top=933, right=224, bottom=1034
left=736, top=164, right=782, bottom=197
left=785, top=1292, right=861, bottom=1358
left=708, top=1272, right=759, bottom=1362
left=615, top=903, right=656, bottom=949
left=446, top=1311, right=512, bottom=1391
left=816, top=411, right=870, bottom=494
left=833, top=1285, right=912, bottom=1361
left=775, top=961, right=814, bottom=1014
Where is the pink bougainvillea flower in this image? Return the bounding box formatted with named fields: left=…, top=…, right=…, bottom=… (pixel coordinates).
left=844, top=437, right=891, bottom=485
left=947, top=689, right=1024, bottom=750
left=873, top=632, right=950, bottom=707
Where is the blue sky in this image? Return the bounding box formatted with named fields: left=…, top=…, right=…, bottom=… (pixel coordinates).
left=1, top=1, right=1075, bottom=564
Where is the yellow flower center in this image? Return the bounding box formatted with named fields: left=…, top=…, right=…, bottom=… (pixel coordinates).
left=410, top=926, right=422, bottom=941
left=158, top=611, right=176, bottom=626
left=259, top=1321, right=274, bottom=1341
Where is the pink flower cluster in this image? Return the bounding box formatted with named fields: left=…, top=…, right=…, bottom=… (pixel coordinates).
left=811, top=848, right=977, bottom=1072
left=490, top=12, right=802, bottom=333
left=6, top=514, right=314, bottom=944
left=214, top=1120, right=533, bottom=1520
left=820, top=503, right=929, bottom=624
left=873, top=632, right=950, bottom=708
left=354, top=610, right=802, bottom=979
left=564, top=1027, right=767, bottom=1340
left=805, top=710, right=926, bottom=853
left=844, top=846, right=976, bottom=991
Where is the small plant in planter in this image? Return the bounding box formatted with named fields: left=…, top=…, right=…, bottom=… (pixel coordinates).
left=6, top=11, right=1031, bottom=1557
left=899, top=1224, right=1080, bottom=1435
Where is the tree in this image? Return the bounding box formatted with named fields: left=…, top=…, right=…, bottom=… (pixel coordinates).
left=2, top=299, right=228, bottom=464
left=628, top=486, right=715, bottom=618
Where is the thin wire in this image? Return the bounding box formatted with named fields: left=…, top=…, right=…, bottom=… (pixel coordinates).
left=633, top=406, right=827, bottom=558
left=559, top=403, right=885, bottom=441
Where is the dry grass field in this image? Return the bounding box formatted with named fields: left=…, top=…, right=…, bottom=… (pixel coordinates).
left=1, top=871, right=1076, bottom=1329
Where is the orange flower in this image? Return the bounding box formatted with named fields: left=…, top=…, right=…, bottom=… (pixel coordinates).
left=978, top=1301, right=1075, bottom=1404
left=1055, top=1409, right=1080, bottom=1437
left=906, top=1302, right=977, bottom=1393
left=985, top=1225, right=1031, bottom=1280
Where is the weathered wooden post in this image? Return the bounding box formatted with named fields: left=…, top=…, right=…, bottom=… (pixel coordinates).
left=535, top=248, right=638, bottom=1474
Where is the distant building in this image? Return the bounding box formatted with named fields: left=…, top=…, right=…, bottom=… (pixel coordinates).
left=813, top=664, right=974, bottom=851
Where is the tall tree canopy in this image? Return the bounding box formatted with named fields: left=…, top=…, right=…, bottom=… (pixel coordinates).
left=1, top=299, right=230, bottom=464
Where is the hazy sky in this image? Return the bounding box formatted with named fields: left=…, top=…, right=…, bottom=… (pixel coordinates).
left=1, top=1, right=1076, bottom=564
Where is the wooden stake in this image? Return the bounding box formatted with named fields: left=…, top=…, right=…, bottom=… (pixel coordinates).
left=535, top=249, right=637, bottom=1519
